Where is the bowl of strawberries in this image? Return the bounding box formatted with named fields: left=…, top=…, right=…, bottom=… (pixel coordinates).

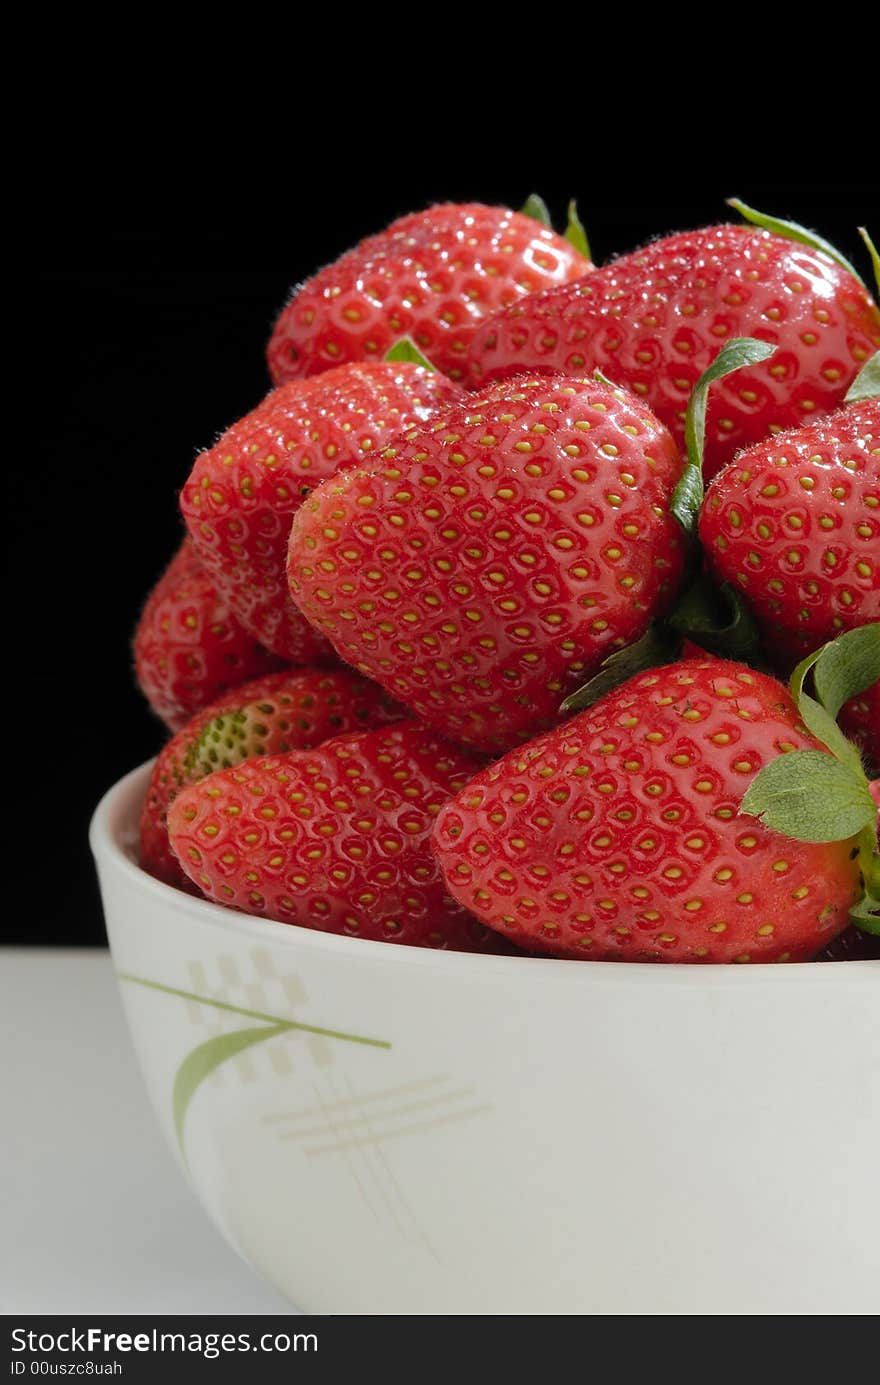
left=91, top=196, right=880, bottom=1315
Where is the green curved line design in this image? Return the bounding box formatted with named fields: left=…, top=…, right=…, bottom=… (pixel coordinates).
left=118, top=972, right=390, bottom=1047
left=173, top=1024, right=291, bottom=1152
left=117, top=970, right=391, bottom=1159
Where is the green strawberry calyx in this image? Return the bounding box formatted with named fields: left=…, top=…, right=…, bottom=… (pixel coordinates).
left=520, top=194, right=592, bottom=261
left=667, top=574, right=763, bottom=662
left=670, top=337, right=776, bottom=536
left=858, top=227, right=879, bottom=296
left=385, top=339, right=436, bottom=371
left=560, top=578, right=763, bottom=717
left=728, top=198, right=867, bottom=289
left=844, top=350, right=880, bottom=404
left=520, top=193, right=552, bottom=226
left=564, top=201, right=591, bottom=261
left=741, top=624, right=880, bottom=934
left=560, top=625, right=677, bottom=715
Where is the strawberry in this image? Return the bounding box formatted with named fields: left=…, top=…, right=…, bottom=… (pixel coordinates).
left=469, top=212, right=880, bottom=480
left=140, top=667, right=404, bottom=890
left=133, top=538, right=284, bottom=731
left=698, top=400, right=879, bottom=665
left=839, top=679, right=880, bottom=772
left=180, top=361, right=464, bottom=661
left=267, top=202, right=591, bottom=386
left=167, top=723, right=504, bottom=951
left=432, top=654, right=878, bottom=962
left=287, top=374, right=685, bottom=752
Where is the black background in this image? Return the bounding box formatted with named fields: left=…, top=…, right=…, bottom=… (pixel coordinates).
left=14, top=182, right=877, bottom=945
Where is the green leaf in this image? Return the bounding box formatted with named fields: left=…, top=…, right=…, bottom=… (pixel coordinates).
left=813, top=624, right=880, bottom=719
left=727, top=198, right=866, bottom=287
left=668, top=577, right=762, bottom=662
left=788, top=644, right=823, bottom=708
left=520, top=193, right=552, bottom=227
left=565, top=200, right=591, bottom=261
left=849, top=893, right=880, bottom=936
left=850, top=822, right=880, bottom=933
left=174, top=1024, right=291, bottom=1155
left=844, top=350, right=880, bottom=404
left=796, top=690, right=864, bottom=776
left=740, top=750, right=876, bottom=843
left=560, top=625, right=677, bottom=715
left=385, top=338, right=436, bottom=371
left=786, top=628, right=879, bottom=773
left=858, top=226, right=879, bottom=297
left=671, top=337, right=776, bottom=535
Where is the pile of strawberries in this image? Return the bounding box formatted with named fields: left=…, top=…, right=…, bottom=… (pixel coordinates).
left=134, top=198, right=880, bottom=964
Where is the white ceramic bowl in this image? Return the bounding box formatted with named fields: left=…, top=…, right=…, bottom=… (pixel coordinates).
left=91, top=761, right=880, bottom=1315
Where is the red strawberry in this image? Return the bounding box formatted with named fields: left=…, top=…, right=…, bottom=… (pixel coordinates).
left=167, top=723, right=504, bottom=952
left=140, top=668, right=404, bottom=890
left=432, top=659, right=864, bottom=962
left=698, top=401, right=879, bottom=665
left=839, top=679, right=880, bottom=772
left=469, top=222, right=880, bottom=479
left=180, top=361, right=464, bottom=661
left=133, top=539, right=285, bottom=731
left=287, top=374, right=685, bottom=752
left=267, top=202, right=591, bottom=386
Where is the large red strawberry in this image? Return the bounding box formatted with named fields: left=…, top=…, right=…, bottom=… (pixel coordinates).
left=698, top=400, right=879, bottom=665
left=469, top=216, right=880, bottom=479
left=267, top=202, right=591, bottom=386
left=180, top=361, right=464, bottom=661
left=432, top=654, right=878, bottom=962
left=167, top=723, right=505, bottom=952
left=140, top=668, right=404, bottom=889
left=133, top=538, right=285, bottom=731
left=287, top=374, right=685, bottom=752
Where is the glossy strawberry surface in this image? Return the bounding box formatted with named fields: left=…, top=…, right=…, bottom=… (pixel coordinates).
left=181, top=362, right=463, bottom=661
left=268, top=203, right=591, bottom=385
left=699, top=401, right=880, bottom=665
left=432, top=660, right=862, bottom=962
left=167, top=723, right=503, bottom=951
left=133, top=539, right=284, bottom=731
left=140, top=668, right=404, bottom=889
left=287, top=375, right=685, bottom=751
left=469, top=225, right=880, bottom=479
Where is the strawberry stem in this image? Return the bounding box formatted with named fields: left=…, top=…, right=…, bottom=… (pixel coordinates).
left=727, top=198, right=866, bottom=288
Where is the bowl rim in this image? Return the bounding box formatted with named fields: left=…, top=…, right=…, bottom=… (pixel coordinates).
left=90, top=759, right=879, bottom=987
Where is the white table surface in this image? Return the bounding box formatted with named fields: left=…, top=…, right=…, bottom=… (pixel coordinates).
left=0, top=948, right=293, bottom=1315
